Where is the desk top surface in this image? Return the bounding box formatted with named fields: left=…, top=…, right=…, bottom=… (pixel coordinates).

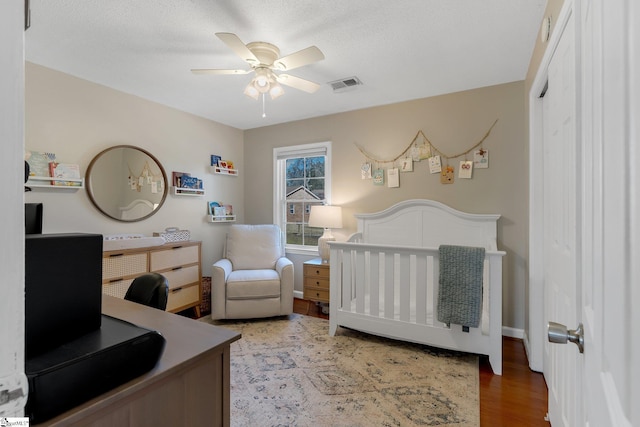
left=37, top=296, right=240, bottom=425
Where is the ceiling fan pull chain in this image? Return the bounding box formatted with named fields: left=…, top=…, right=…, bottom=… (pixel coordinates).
left=262, top=93, right=266, bottom=118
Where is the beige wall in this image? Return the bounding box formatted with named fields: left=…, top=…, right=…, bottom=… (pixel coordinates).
left=245, top=81, right=527, bottom=330
left=25, top=63, right=245, bottom=277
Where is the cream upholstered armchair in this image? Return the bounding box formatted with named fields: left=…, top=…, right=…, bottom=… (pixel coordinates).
left=211, top=224, right=294, bottom=320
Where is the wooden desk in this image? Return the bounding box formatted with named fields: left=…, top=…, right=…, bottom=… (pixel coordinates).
left=37, top=296, right=240, bottom=426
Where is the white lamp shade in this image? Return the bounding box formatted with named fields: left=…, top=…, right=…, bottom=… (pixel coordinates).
left=308, top=205, right=343, bottom=229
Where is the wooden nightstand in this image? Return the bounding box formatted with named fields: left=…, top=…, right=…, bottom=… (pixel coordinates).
left=303, top=258, right=330, bottom=303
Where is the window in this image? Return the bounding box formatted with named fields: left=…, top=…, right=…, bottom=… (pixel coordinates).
left=273, top=142, right=331, bottom=253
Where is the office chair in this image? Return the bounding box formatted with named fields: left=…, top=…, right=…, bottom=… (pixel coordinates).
left=124, top=273, right=169, bottom=311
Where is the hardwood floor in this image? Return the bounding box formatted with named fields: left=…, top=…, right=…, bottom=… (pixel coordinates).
left=293, top=298, right=550, bottom=426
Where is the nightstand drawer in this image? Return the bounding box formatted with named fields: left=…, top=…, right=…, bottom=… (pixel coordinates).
left=304, top=276, right=329, bottom=290
left=304, top=288, right=329, bottom=303
left=303, top=264, right=329, bottom=278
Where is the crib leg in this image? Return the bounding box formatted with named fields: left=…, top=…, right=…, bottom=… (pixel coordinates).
left=329, top=319, right=337, bottom=336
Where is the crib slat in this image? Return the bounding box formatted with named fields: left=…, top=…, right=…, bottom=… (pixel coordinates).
left=384, top=252, right=394, bottom=319
left=342, top=249, right=353, bottom=311
left=399, top=253, right=410, bottom=322
left=432, top=256, right=440, bottom=326
left=415, top=253, right=427, bottom=325
left=370, top=251, right=380, bottom=317
left=355, top=250, right=365, bottom=313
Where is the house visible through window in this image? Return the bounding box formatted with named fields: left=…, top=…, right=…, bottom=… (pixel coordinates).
left=274, top=142, right=331, bottom=253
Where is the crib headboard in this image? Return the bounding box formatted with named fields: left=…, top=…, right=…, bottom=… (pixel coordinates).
left=352, top=199, right=500, bottom=250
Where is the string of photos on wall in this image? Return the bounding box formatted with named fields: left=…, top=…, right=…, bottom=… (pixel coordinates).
left=128, top=161, right=164, bottom=193
left=357, top=119, right=498, bottom=187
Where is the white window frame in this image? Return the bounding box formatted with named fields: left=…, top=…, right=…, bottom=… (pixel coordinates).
left=273, top=141, right=331, bottom=255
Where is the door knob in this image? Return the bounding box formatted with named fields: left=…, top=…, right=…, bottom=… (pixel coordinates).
left=548, top=321, right=584, bottom=353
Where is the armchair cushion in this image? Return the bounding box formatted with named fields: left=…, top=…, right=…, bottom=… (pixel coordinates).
left=226, top=224, right=284, bottom=270
left=227, top=270, right=281, bottom=300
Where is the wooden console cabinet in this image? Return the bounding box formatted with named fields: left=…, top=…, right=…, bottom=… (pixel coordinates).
left=303, top=258, right=330, bottom=303
left=102, top=241, right=202, bottom=316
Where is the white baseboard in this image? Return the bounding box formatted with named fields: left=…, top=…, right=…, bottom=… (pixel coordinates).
left=502, top=326, right=524, bottom=339
left=293, top=290, right=304, bottom=299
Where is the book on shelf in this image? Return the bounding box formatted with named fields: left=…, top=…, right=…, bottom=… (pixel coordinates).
left=26, top=151, right=56, bottom=178
left=180, top=175, right=201, bottom=189
left=172, top=171, right=189, bottom=188
left=52, top=163, right=82, bottom=186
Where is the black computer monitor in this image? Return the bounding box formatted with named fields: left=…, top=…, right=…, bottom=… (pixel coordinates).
left=25, top=203, right=43, bottom=234
left=25, top=233, right=103, bottom=358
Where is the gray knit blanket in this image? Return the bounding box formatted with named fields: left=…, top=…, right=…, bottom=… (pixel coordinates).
left=437, top=245, right=485, bottom=328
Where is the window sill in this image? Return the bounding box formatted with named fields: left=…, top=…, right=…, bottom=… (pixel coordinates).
left=285, top=246, right=319, bottom=256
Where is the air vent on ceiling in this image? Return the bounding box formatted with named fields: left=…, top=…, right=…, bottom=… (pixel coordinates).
left=329, top=76, right=363, bottom=93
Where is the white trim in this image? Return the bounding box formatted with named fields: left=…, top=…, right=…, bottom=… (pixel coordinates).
left=272, top=141, right=332, bottom=250
left=502, top=326, right=524, bottom=340
left=527, top=1, right=574, bottom=374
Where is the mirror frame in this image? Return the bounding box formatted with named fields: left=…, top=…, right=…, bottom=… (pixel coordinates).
left=86, top=145, right=168, bottom=222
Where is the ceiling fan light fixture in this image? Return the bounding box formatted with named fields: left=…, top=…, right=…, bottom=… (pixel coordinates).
left=269, top=81, right=285, bottom=99
left=243, top=83, right=260, bottom=100
left=253, top=68, right=271, bottom=93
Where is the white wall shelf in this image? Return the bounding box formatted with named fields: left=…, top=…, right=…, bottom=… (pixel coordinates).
left=171, top=186, right=205, bottom=196
left=25, top=176, right=85, bottom=191
left=206, top=214, right=236, bottom=223
left=209, top=166, right=239, bottom=176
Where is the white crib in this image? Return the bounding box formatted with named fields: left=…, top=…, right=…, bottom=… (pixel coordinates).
left=328, top=199, right=506, bottom=374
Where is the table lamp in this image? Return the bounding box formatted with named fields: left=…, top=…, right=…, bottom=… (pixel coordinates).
left=308, top=205, right=343, bottom=263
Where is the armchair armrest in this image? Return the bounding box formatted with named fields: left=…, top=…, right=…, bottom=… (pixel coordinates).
left=275, top=257, right=294, bottom=315
left=211, top=258, right=233, bottom=319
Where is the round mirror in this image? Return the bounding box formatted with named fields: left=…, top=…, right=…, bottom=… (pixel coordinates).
left=86, top=145, right=168, bottom=222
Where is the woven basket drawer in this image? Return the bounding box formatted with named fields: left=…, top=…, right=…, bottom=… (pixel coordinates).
left=162, top=265, right=200, bottom=290
left=166, top=284, right=199, bottom=312
left=102, top=278, right=134, bottom=299
left=150, top=245, right=199, bottom=271
left=103, top=253, right=148, bottom=280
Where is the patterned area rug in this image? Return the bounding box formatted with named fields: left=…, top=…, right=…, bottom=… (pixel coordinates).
left=200, top=314, right=479, bottom=426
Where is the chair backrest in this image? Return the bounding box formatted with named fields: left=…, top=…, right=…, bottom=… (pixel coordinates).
left=225, top=224, right=284, bottom=270
left=124, top=273, right=169, bottom=310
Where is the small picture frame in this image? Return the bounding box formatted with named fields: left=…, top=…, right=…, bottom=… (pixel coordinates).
left=400, top=158, right=413, bottom=172
left=211, top=154, right=221, bottom=167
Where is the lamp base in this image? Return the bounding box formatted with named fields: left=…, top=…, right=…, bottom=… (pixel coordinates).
left=317, top=230, right=335, bottom=263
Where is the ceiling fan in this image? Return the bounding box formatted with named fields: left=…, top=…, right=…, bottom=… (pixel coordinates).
left=191, top=32, right=325, bottom=100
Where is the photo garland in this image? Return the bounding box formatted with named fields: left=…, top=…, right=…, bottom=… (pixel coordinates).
left=355, top=119, right=497, bottom=187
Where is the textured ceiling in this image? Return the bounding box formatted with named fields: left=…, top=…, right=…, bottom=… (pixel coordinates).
left=25, top=0, right=546, bottom=130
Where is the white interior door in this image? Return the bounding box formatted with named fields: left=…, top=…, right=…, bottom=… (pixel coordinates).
left=538, top=1, right=638, bottom=426
left=578, top=0, right=637, bottom=425
left=542, top=10, right=581, bottom=427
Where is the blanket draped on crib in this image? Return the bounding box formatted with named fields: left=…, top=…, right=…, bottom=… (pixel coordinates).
left=437, top=245, right=485, bottom=328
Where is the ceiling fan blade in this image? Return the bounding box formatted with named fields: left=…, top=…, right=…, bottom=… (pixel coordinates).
left=275, top=74, right=321, bottom=93
left=215, top=32, right=259, bottom=65
left=273, top=46, right=324, bottom=71
left=191, top=68, right=251, bottom=75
